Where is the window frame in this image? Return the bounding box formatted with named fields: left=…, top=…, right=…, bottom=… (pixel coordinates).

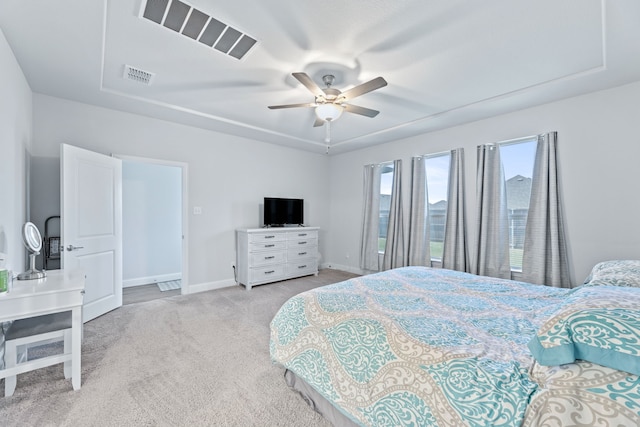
left=422, top=151, right=451, bottom=263
left=496, top=135, right=538, bottom=273
left=377, top=161, right=395, bottom=254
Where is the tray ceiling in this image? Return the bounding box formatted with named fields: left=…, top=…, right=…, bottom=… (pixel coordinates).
left=1, top=0, right=639, bottom=154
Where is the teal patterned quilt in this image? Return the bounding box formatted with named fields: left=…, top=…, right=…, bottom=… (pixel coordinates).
left=270, top=267, right=640, bottom=426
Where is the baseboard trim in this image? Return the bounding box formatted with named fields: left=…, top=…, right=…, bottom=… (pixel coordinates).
left=184, top=278, right=237, bottom=295
left=320, top=263, right=364, bottom=276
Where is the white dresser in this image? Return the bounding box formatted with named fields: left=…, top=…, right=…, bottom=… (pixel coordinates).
left=236, top=227, right=319, bottom=290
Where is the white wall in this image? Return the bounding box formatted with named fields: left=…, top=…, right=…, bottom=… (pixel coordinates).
left=30, top=94, right=331, bottom=290
left=122, top=160, right=182, bottom=286
left=0, top=27, right=31, bottom=275
left=326, top=80, right=640, bottom=285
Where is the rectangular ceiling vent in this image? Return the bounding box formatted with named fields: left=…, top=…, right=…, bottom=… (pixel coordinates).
left=141, top=0, right=258, bottom=60
left=123, top=65, right=155, bottom=85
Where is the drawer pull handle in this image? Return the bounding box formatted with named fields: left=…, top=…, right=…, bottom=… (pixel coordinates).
left=298, top=241, right=307, bottom=245
left=298, top=233, right=307, bottom=237
left=265, top=256, right=275, bottom=260
left=298, top=265, right=307, bottom=269
left=265, top=235, right=275, bottom=239
left=265, top=270, right=275, bottom=274
left=265, top=244, right=275, bottom=248
left=298, top=252, right=307, bottom=256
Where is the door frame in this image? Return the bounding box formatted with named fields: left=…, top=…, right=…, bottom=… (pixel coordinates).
left=116, top=154, right=189, bottom=295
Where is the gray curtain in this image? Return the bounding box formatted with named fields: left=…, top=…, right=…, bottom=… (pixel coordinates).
left=359, top=164, right=382, bottom=271
left=474, top=144, right=511, bottom=279
left=441, top=148, right=469, bottom=272
left=382, top=160, right=405, bottom=270
left=521, top=132, right=571, bottom=287
left=407, top=156, right=430, bottom=266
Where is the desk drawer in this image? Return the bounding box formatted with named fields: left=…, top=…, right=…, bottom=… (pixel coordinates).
left=250, top=264, right=285, bottom=283
left=287, top=260, right=317, bottom=276
left=249, top=233, right=285, bottom=243
left=250, top=241, right=286, bottom=251
left=250, top=251, right=285, bottom=266
left=287, top=238, right=317, bottom=249
left=288, top=247, right=316, bottom=261
left=287, top=230, right=318, bottom=240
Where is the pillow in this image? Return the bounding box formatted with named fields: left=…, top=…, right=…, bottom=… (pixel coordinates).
left=584, top=260, right=640, bottom=287
left=528, top=285, right=640, bottom=375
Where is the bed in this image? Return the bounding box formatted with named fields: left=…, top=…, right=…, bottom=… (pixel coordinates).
left=270, top=262, right=640, bottom=426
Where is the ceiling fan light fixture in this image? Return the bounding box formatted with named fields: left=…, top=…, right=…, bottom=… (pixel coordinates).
left=315, top=103, right=343, bottom=121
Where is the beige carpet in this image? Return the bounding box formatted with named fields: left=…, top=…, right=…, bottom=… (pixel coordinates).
left=0, top=269, right=358, bottom=426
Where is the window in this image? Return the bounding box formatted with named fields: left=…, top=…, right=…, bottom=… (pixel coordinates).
left=499, top=138, right=537, bottom=271
left=425, top=153, right=451, bottom=261
left=378, top=162, right=394, bottom=252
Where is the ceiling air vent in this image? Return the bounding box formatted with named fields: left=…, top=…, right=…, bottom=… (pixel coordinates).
left=141, top=0, right=258, bottom=60
left=123, top=65, right=155, bottom=85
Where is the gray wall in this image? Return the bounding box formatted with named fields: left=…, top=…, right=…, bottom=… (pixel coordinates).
left=326, top=80, right=640, bottom=285
left=30, top=94, right=331, bottom=291
left=122, top=160, right=182, bottom=286
left=0, top=26, right=32, bottom=369
left=0, top=27, right=31, bottom=276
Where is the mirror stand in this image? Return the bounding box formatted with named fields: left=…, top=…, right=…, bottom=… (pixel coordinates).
left=18, top=252, right=46, bottom=280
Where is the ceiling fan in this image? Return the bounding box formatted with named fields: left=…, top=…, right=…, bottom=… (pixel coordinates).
left=268, top=72, right=387, bottom=142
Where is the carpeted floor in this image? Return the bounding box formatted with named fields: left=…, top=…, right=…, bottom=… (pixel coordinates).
left=0, top=269, right=358, bottom=426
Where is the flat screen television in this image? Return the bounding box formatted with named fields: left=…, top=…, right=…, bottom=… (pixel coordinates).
left=264, top=197, right=304, bottom=227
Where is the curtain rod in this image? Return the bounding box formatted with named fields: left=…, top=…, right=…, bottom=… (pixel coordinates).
left=365, top=160, right=396, bottom=167
left=485, top=134, right=540, bottom=147
left=414, top=148, right=457, bottom=159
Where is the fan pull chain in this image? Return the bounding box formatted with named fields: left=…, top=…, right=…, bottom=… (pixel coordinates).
left=325, top=120, right=331, bottom=143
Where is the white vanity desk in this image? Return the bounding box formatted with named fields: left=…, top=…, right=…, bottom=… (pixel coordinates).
left=0, top=269, right=85, bottom=392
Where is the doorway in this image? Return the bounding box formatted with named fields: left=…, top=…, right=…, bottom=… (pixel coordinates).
left=119, top=156, right=188, bottom=304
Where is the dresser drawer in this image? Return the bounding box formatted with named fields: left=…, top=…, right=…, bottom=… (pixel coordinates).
left=250, top=241, right=286, bottom=251
left=287, top=238, right=317, bottom=249
left=287, top=260, right=317, bottom=276
left=287, top=230, right=318, bottom=240
left=249, top=232, right=286, bottom=243
left=287, top=247, right=316, bottom=261
left=250, top=264, right=285, bottom=283
left=250, top=251, right=285, bottom=266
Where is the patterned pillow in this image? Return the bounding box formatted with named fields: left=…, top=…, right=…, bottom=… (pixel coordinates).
left=584, top=260, right=640, bottom=287
left=528, top=285, right=640, bottom=375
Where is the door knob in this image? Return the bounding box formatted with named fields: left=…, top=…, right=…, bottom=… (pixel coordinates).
left=66, top=244, right=84, bottom=251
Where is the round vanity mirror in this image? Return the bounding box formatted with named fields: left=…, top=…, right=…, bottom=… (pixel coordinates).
left=23, top=222, right=43, bottom=253
left=17, top=222, right=46, bottom=280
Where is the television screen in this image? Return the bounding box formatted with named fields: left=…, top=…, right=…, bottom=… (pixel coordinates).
left=264, top=197, right=304, bottom=226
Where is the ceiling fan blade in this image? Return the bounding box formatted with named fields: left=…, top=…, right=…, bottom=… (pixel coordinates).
left=313, top=117, right=325, bottom=127
left=344, top=104, right=380, bottom=118
left=268, top=102, right=316, bottom=110
left=292, top=72, right=325, bottom=97
left=340, top=77, right=388, bottom=101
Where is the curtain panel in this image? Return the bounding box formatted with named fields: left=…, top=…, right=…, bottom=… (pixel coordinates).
left=382, top=159, right=406, bottom=270
left=441, top=148, right=470, bottom=272
left=407, top=156, right=431, bottom=266
left=359, top=164, right=382, bottom=271
left=474, top=144, right=511, bottom=279
left=521, top=132, right=571, bottom=288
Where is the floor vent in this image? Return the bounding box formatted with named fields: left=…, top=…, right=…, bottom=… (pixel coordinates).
left=141, top=0, right=257, bottom=60
left=123, top=65, right=155, bottom=85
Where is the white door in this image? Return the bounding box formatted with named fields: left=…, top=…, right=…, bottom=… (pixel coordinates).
left=61, top=144, right=122, bottom=322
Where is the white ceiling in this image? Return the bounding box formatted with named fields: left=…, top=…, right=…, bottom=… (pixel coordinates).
left=1, top=0, right=639, bottom=155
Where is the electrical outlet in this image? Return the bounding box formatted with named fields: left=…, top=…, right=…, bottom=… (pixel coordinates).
left=193, top=206, right=202, bottom=215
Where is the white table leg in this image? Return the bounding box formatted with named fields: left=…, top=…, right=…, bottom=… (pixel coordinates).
left=71, top=306, right=82, bottom=390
